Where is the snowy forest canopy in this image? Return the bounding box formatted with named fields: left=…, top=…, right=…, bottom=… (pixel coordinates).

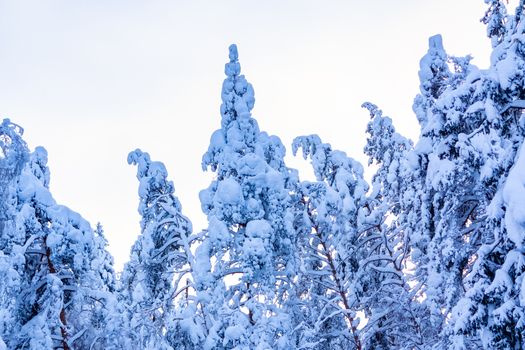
left=2, top=2, right=525, bottom=349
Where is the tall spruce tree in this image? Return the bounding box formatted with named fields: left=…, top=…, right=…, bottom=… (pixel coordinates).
left=401, top=33, right=480, bottom=348
left=440, top=2, right=525, bottom=348
left=196, top=44, right=297, bottom=349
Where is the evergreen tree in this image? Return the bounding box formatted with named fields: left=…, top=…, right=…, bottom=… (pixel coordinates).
left=88, top=223, right=124, bottom=349
left=482, top=0, right=509, bottom=48
left=92, top=223, right=116, bottom=293
left=0, top=119, right=28, bottom=350
left=121, top=149, right=193, bottom=349
left=360, top=103, right=431, bottom=349
left=292, top=135, right=367, bottom=350
left=0, top=119, right=28, bottom=233
left=0, top=144, right=118, bottom=349
left=196, top=44, right=297, bottom=349
left=397, top=33, right=480, bottom=348
left=292, top=124, right=423, bottom=350
left=404, top=3, right=525, bottom=347
left=3, top=3, right=525, bottom=348
left=440, top=2, right=525, bottom=348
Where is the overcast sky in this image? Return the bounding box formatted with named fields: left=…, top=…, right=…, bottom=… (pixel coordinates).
left=0, top=0, right=500, bottom=269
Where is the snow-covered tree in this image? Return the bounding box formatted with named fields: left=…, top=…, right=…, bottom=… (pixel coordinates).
left=292, top=123, right=423, bottom=350
left=482, top=0, right=509, bottom=48
left=87, top=223, right=126, bottom=349
left=0, top=119, right=28, bottom=249
left=196, top=44, right=298, bottom=349
left=92, top=223, right=116, bottom=293
left=360, top=103, right=430, bottom=349
left=402, top=4, right=525, bottom=346
left=292, top=135, right=368, bottom=350
left=0, top=119, right=28, bottom=350
left=443, top=3, right=525, bottom=348
left=121, top=149, right=193, bottom=349
left=412, top=34, right=452, bottom=130
left=390, top=33, right=478, bottom=349
left=5, top=3, right=525, bottom=348
left=0, top=143, right=119, bottom=349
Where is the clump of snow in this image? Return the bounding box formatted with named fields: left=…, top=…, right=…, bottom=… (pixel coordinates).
left=224, top=324, right=245, bottom=345
left=45, top=232, right=62, bottom=249
left=503, top=143, right=525, bottom=248
left=418, top=34, right=446, bottom=82
left=215, top=178, right=243, bottom=205
left=224, top=44, right=241, bottom=78
left=426, top=154, right=455, bottom=189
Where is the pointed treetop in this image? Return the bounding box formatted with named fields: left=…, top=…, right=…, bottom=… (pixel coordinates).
left=428, top=34, right=444, bottom=51
left=229, top=44, right=238, bottom=61
left=225, top=44, right=241, bottom=77
left=416, top=33, right=450, bottom=101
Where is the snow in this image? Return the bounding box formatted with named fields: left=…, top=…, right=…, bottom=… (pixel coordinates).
left=495, top=51, right=517, bottom=90
left=207, top=216, right=230, bottom=247
left=132, top=283, right=145, bottom=303
left=224, top=325, right=244, bottom=344
left=215, top=178, right=243, bottom=205
left=503, top=142, right=525, bottom=248
left=238, top=153, right=266, bottom=176
left=465, top=100, right=485, bottom=115
left=209, top=129, right=225, bottom=150
left=246, top=219, right=271, bottom=239
left=45, top=232, right=62, bottom=248
left=414, top=136, right=432, bottom=155
left=418, top=34, right=445, bottom=83
left=225, top=44, right=241, bottom=77
left=426, top=153, right=455, bottom=189
left=17, top=172, right=54, bottom=205
left=3, top=8, right=525, bottom=348
left=244, top=237, right=266, bottom=260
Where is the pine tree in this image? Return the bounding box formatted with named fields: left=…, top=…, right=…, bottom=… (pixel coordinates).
left=292, top=135, right=368, bottom=350
left=87, top=223, right=126, bottom=349
left=395, top=33, right=478, bottom=348
left=360, top=103, right=429, bottom=349
left=0, top=144, right=118, bottom=349
left=4, top=3, right=525, bottom=348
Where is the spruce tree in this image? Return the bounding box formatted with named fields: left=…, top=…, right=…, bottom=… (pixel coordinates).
left=196, top=44, right=297, bottom=349
left=0, top=119, right=28, bottom=349
left=121, top=149, right=193, bottom=349
left=0, top=144, right=117, bottom=349
left=441, top=2, right=525, bottom=347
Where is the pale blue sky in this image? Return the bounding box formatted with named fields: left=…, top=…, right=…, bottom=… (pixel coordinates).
left=0, top=0, right=498, bottom=269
